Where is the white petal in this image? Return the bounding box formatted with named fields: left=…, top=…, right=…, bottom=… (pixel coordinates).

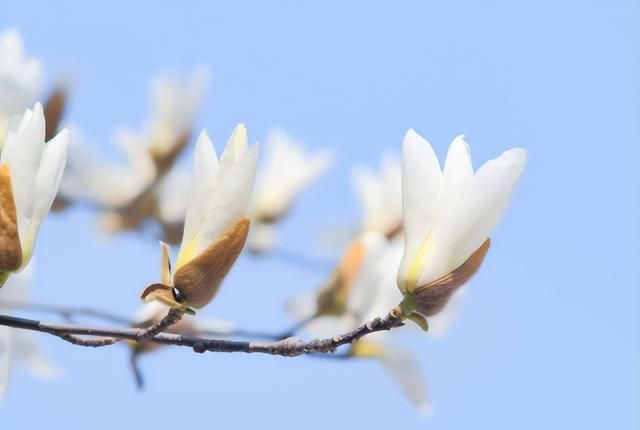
left=397, top=129, right=443, bottom=288
left=442, top=135, right=473, bottom=199
left=417, top=148, right=527, bottom=284
left=192, top=143, right=258, bottom=256
left=60, top=129, right=155, bottom=208
left=0, top=103, right=46, bottom=241
left=115, top=130, right=156, bottom=183
left=133, top=301, right=169, bottom=324
left=353, top=152, right=402, bottom=234
left=0, top=30, right=43, bottom=121
left=10, top=330, right=61, bottom=379
left=359, top=238, right=405, bottom=321
left=0, top=326, right=11, bottom=400
left=26, top=128, right=68, bottom=260
left=345, top=232, right=389, bottom=319
left=148, top=67, right=208, bottom=152
left=155, top=167, right=190, bottom=224
left=220, top=123, right=248, bottom=166
left=381, top=344, right=432, bottom=415
left=178, top=130, right=219, bottom=258
left=251, top=129, right=332, bottom=219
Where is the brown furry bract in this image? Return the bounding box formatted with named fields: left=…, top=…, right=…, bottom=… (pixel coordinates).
left=173, top=217, right=250, bottom=308
left=0, top=165, right=22, bottom=273
left=413, top=239, right=491, bottom=316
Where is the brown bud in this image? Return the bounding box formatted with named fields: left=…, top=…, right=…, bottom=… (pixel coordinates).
left=413, top=239, right=491, bottom=317
left=0, top=165, right=22, bottom=274
left=172, top=217, right=250, bottom=308
left=315, top=238, right=365, bottom=316
left=43, top=87, right=67, bottom=142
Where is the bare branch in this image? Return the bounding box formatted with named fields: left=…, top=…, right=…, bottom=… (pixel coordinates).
left=0, top=300, right=305, bottom=340
left=58, top=334, right=120, bottom=347
left=0, top=310, right=404, bottom=357
left=0, top=300, right=134, bottom=325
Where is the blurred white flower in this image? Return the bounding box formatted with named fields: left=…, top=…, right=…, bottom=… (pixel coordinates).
left=147, top=68, right=208, bottom=160
left=302, top=234, right=432, bottom=415
left=0, top=263, right=61, bottom=400
left=59, top=68, right=207, bottom=211
left=352, top=152, right=403, bottom=237
left=141, top=126, right=258, bottom=309
left=248, top=128, right=332, bottom=253
left=60, top=128, right=156, bottom=209
left=0, top=103, right=68, bottom=276
left=0, top=29, right=43, bottom=142
left=155, top=168, right=190, bottom=226
left=397, top=129, right=527, bottom=320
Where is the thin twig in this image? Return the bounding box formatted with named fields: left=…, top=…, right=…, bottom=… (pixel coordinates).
left=58, top=334, right=120, bottom=347
left=267, top=247, right=336, bottom=273
left=130, top=350, right=145, bottom=390
left=0, top=301, right=298, bottom=341
left=135, top=308, right=183, bottom=341
left=0, top=311, right=403, bottom=357
left=0, top=301, right=133, bottom=325
left=275, top=314, right=319, bottom=340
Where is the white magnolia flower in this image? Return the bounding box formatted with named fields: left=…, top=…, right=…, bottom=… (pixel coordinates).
left=59, top=68, right=206, bottom=211
left=352, top=152, right=403, bottom=237
left=60, top=128, right=156, bottom=209
left=155, top=167, right=190, bottom=224
left=141, top=125, right=258, bottom=309
left=0, top=29, right=43, bottom=142
left=0, top=263, right=61, bottom=400
left=0, top=103, right=68, bottom=278
left=147, top=68, right=208, bottom=160
left=248, top=129, right=332, bottom=253
left=397, top=129, right=527, bottom=321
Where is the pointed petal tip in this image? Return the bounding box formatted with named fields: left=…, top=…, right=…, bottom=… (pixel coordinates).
left=510, top=147, right=528, bottom=158
left=197, top=129, right=211, bottom=144
left=451, top=134, right=467, bottom=144
left=404, top=128, right=419, bottom=140
left=403, top=128, right=430, bottom=148
left=449, top=134, right=471, bottom=154
left=501, top=147, right=528, bottom=167
left=51, top=127, right=70, bottom=145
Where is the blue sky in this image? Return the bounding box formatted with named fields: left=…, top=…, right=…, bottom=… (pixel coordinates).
left=0, top=1, right=638, bottom=428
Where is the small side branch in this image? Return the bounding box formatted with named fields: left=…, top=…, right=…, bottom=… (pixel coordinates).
left=0, top=311, right=403, bottom=357
left=135, top=308, right=183, bottom=341
left=0, top=300, right=134, bottom=325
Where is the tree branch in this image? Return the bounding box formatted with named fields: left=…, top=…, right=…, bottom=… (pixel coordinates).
left=0, top=300, right=134, bottom=325
left=0, top=310, right=403, bottom=357
left=0, top=300, right=309, bottom=340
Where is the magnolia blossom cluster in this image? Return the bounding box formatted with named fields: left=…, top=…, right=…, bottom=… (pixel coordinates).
left=284, top=130, right=526, bottom=411
left=0, top=29, right=527, bottom=410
